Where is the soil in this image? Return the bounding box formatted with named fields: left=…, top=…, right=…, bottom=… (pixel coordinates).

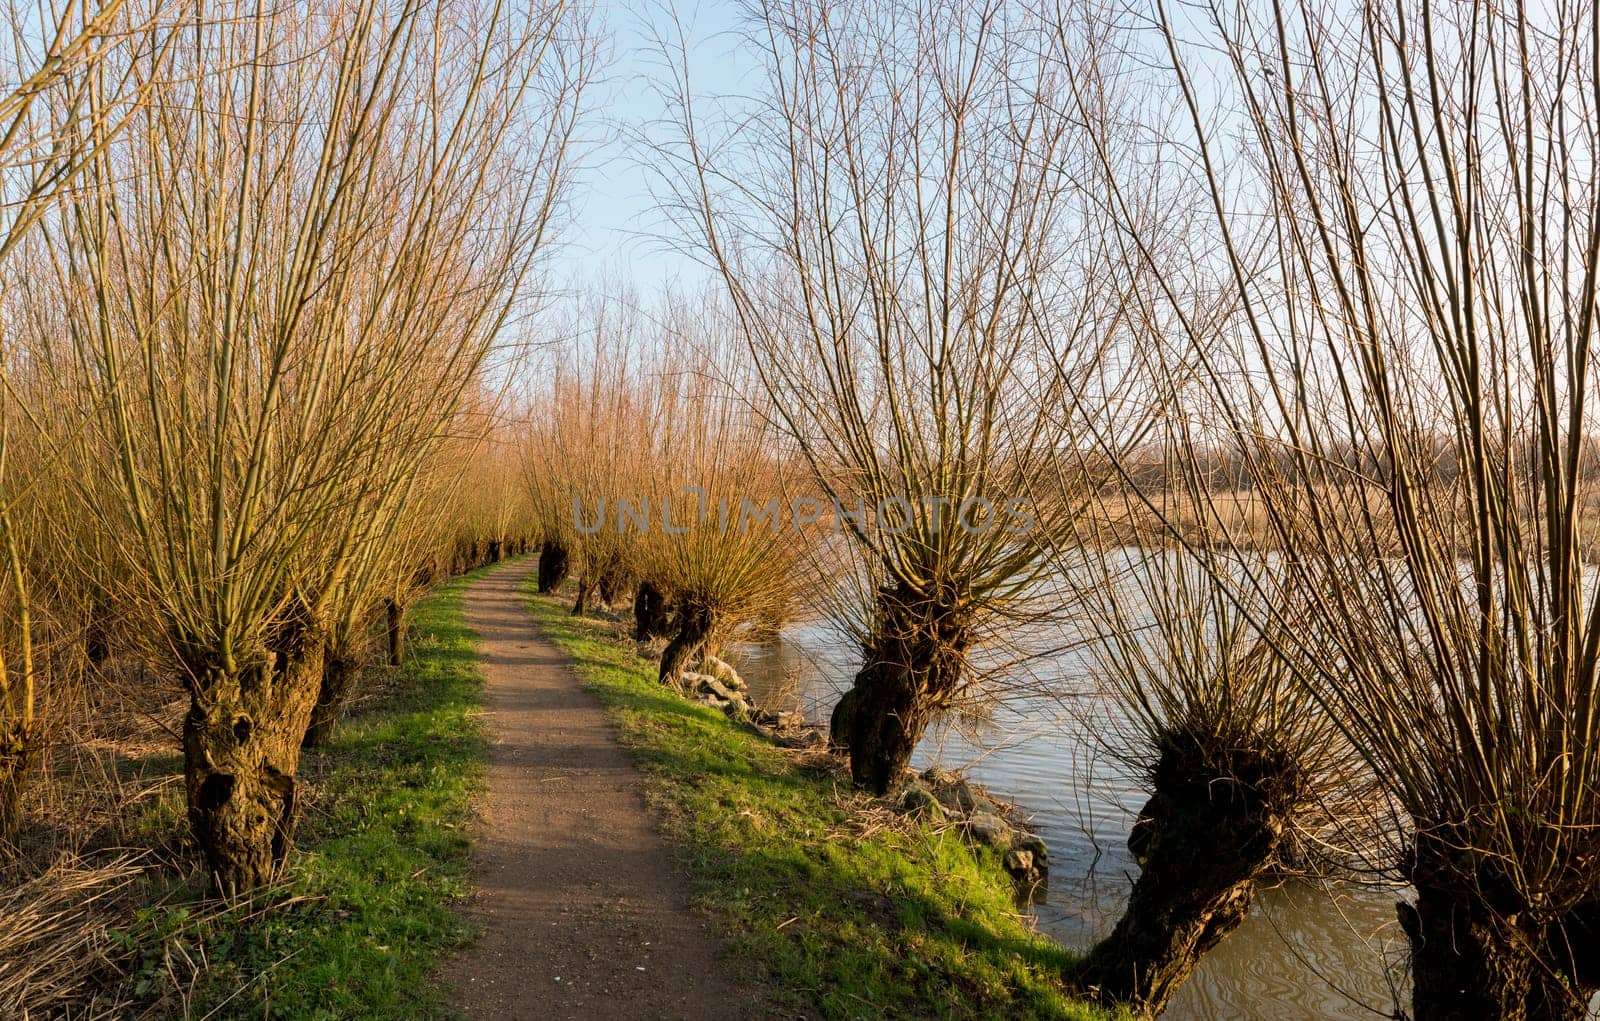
left=449, top=561, right=757, bottom=1020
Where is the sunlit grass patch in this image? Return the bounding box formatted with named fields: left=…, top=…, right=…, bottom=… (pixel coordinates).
left=185, top=570, right=491, bottom=1019
left=528, top=588, right=1118, bottom=1021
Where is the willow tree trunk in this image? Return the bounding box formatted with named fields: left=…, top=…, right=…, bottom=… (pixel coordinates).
left=385, top=598, right=406, bottom=666
left=633, top=581, right=674, bottom=640
left=79, top=590, right=113, bottom=665
left=537, top=542, right=570, bottom=593
left=598, top=570, right=633, bottom=608
left=183, top=641, right=324, bottom=897
left=302, top=653, right=360, bottom=749
left=571, top=574, right=595, bottom=616
left=1400, top=838, right=1596, bottom=1021
left=488, top=540, right=503, bottom=562
left=658, top=603, right=714, bottom=689
left=831, top=582, right=971, bottom=794
left=833, top=656, right=938, bottom=794
left=0, top=720, right=34, bottom=846
left=1071, top=730, right=1302, bottom=1014
left=1555, top=903, right=1600, bottom=1018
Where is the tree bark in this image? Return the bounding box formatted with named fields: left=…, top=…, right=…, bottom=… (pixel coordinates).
left=488, top=539, right=503, bottom=562
left=571, top=574, right=595, bottom=615
left=85, top=622, right=109, bottom=665
left=537, top=542, right=570, bottom=593
left=1071, top=729, right=1303, bottom=1015
left=835, top=582, right=971, bottom=794
left=302, top=653, right=360, bottom=749
left=633, top=581, right=675, bottom=640
left=183, top=640, right=323, bottom=897
left=385, top=598, right=406, bottom=667
left=828, top=686, right=860, bottom=753
left=79, top=589, right=114, bottom=665
left=1400, top=836, right=1596, bottom=1021
left=598, top=569, right=633, bottom=608
left=659, top=602, right=715, bottom=689
left=840, top=655, right=937, bottom=794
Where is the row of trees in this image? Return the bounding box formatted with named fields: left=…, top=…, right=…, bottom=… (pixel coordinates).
left=600, top=1, right=1600, bottom=1019
left=9, top=0, right=1599, bottom=1018
left=518, top=290, right=800, bottom=683
left=0, top=0, right=590, bottom=903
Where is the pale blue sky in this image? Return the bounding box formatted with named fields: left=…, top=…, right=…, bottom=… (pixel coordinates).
left=559, top=0, right=754, bottom=293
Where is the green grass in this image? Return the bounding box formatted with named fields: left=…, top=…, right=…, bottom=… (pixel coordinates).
left=526, top=588, right=1115, bottom=1021
left=182, top=570, right=492, bottom=1019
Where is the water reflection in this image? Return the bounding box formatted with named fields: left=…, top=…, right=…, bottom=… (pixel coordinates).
left=730, top=619, right=1410, bottom=1020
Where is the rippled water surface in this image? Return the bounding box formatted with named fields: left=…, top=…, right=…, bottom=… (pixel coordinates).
left=730, top=616, right=1410, bottom=1020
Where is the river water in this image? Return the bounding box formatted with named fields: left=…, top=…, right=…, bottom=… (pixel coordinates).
left=729, top=616, right=1410, bottom=1020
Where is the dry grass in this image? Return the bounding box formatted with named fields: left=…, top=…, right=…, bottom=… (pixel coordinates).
left=17, top=662, right=183, bottom=853
left=0, top=667, right=197, bottom=1019
left=0, top=855, right=147, bottom=1017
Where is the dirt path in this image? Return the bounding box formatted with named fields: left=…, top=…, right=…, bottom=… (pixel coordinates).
left=450, top=560, right=753, bottom=1020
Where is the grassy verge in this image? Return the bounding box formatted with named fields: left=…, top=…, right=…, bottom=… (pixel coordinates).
left=525, top=588, right=1115, bottom=1021
left=180, top=570, right=491, bottom=1018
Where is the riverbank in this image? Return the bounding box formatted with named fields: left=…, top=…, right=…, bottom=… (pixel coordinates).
left=526, top=587, right=1116, bottom=1020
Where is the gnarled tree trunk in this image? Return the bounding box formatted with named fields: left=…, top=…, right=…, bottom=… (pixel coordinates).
left=385, top=598, right=406, bottom=667
left=836, top=656, right=938, bottom=794
left=832, top=582, right=971, bottom=794
left=537, top=542, right=570, bottom=593
left=571, top=573, right=596, bottom=615
left=85, top=595, right=111, bottom=665
left=85, top=622, right=109, bottom=666
left=1399, top=835, right=1597, bottom=1021
left=828, top=686, right=859, bottom=753
left=183, top=639, right=324, bottom=897
left=302, top=652, right=360, bottom=749
left=598, top=569, right=633, bottom=608
left=1071, top=728, right=1304, bottom=1015
left=633, top=581, right=675, bottom=640
left=659, top=602, right=715, bottom=689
